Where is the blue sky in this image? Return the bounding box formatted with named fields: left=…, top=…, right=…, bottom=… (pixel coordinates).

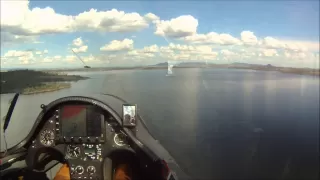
left=1, top=0, right=319, bottom=69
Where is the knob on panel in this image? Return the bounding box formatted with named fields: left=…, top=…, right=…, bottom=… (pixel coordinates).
left=87, top=165, right=96, bottom=174
left=75, top=165, right=84, bottom=175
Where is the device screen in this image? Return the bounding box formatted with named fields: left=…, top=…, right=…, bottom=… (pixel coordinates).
left=122, top=104, right=137, bottom=127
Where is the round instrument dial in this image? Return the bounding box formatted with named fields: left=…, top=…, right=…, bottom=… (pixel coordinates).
left=39, top=129, right=55, bottom=146
left=114, top=133, right=127, bottom=146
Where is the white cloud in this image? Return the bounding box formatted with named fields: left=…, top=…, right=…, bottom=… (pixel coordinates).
left=160, top=46, right=174, bottom=54
left=72, top=37, right=84, bottom=47
left=258, top=37, right=317, bottom=53
left=165, top=43, right=214, bottom=55
left=73, top=8, right=149, bottom=32
left=0, top=1, right=151, bottom=40
left=1, top=0, right=30, bottom=27
left=284, top=51, right=308, bottom=60
left=155, top=15, right=198, bottom=38
left=282, top=40, right=318, bottom=52
left=72, top=45, right=88, bottom=53
left=144, top=13, right=160, bottom=22
left=4, top=50, right=33, bottom=58
left=126, top=45, right=159, bottom=60
left=168, top=43, right=195, bottom=51
left=261, top=37, right=286, bottom=49
left=2, top=50, right=35, bottom=65
left=70, top=37, right=88, bottom=53
left=241, top=31, right=258, bottom=46
left=259, top=49, right=278, bottom=57
left=157, top=43, right=218, bottom=61
left=42, top=56, right=54, bottom=63
left=183, top=32, right=241, bottom=45
left=54, top=55, right=62, bottom=59
left=100, top=39, right=134, bottom=51
left=142, top=44, right=159, bottom=53
left=34, top=49, right=48, bottom=55
left=127, top=50, right=155, bottom=59
left=221, top=49, right=235, bottom=56
left=65, top=55, right=77, bottom=62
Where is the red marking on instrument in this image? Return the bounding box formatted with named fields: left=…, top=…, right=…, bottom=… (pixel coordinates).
left=61, top=105, right=85, bottom=119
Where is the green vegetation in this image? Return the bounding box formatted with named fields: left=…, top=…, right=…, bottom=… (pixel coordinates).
left=1, top=69, right=88, bottom=94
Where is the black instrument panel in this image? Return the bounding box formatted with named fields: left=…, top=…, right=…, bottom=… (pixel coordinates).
left=55, top=105, right=105, bottom=144
left=31, top=104, right=132, bottom=180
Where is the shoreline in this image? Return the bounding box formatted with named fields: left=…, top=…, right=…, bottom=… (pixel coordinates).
left=46, top=66, right=320, bottom=77
left=1, top=70, right=88, bottom=94
left=21, top=86, right=71, bottom=95
left=21, top=83, right=71, bottom=95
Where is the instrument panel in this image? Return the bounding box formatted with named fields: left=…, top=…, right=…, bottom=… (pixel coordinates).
left=56, top=105, right=105, bottom=143
left=33, top=104, right=133, bottom=180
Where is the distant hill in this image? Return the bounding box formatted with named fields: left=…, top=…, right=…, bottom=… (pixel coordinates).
left=177, top=62, right=207, bottom=67
left=232, top=62, right=263, bottom=67
left=152, top=61, right=207, bottom=67
left=152, top=62, right=168, bottom=67
left=231, top=63, right=277, bottom=69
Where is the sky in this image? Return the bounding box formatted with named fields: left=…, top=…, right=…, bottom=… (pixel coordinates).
left=1, top=0, right=319, bottom=69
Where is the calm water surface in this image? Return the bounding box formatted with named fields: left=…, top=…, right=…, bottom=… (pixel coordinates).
left=1, top=69, right=319, bottom=180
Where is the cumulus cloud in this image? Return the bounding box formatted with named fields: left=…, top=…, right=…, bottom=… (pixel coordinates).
left=155, top=15, right=198, bottom=38
left=3, top=50, right=33, bottom=58
left=221, top=49, right=235, bottom=56
left=157, top=43, right=218, bottom=61
left=241, top=31, right=258, bottom=46
left=281, top=40, right=318, bottom=52
left=258, top=37, right=316, bottom=53
left=261, top=37, right=286, bottom=49
left=126, top=43, right=217, bottom=61
left=142, top=44, right=159, bottom=53
left=144, top=13, right=160, bottom=22
left=72, top=37, right=84, bottom=47
left=0, top=0, right=152, bottom=41
left=54, top=55, right=62, bottom=59
left=127, top=50, right=155, bottom=59
left=159, top=46, right=174, bottom=54
left=70, top=37, right=88, bottom=53
left=34, top=49, right=48, bottom=55
left=35, top=51, right=42, bottom=55
left=165, top=43, right=215, bottom=55
left=283, top=51, right=308, bottom=60
left=72, top=45, right=88, bottom=53
left=259, top=49, right=278, bottom=57
left=100, top=39, right=134, bottom=51
left=73, top=9, right=149, bottom=32
left=167, top=43, right=195, bottom=51
left=183, top=32, right=241, bottom=45
left=1, top=50, right=36, bottom=65
left=42, top=56, right=54, bottom=63
left=1, top=49, right=110, bottom=67
left=125, top=45, right=160, bottom=60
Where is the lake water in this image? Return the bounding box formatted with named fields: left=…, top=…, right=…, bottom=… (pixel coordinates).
left=1, top=68, right=319, bottom=180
